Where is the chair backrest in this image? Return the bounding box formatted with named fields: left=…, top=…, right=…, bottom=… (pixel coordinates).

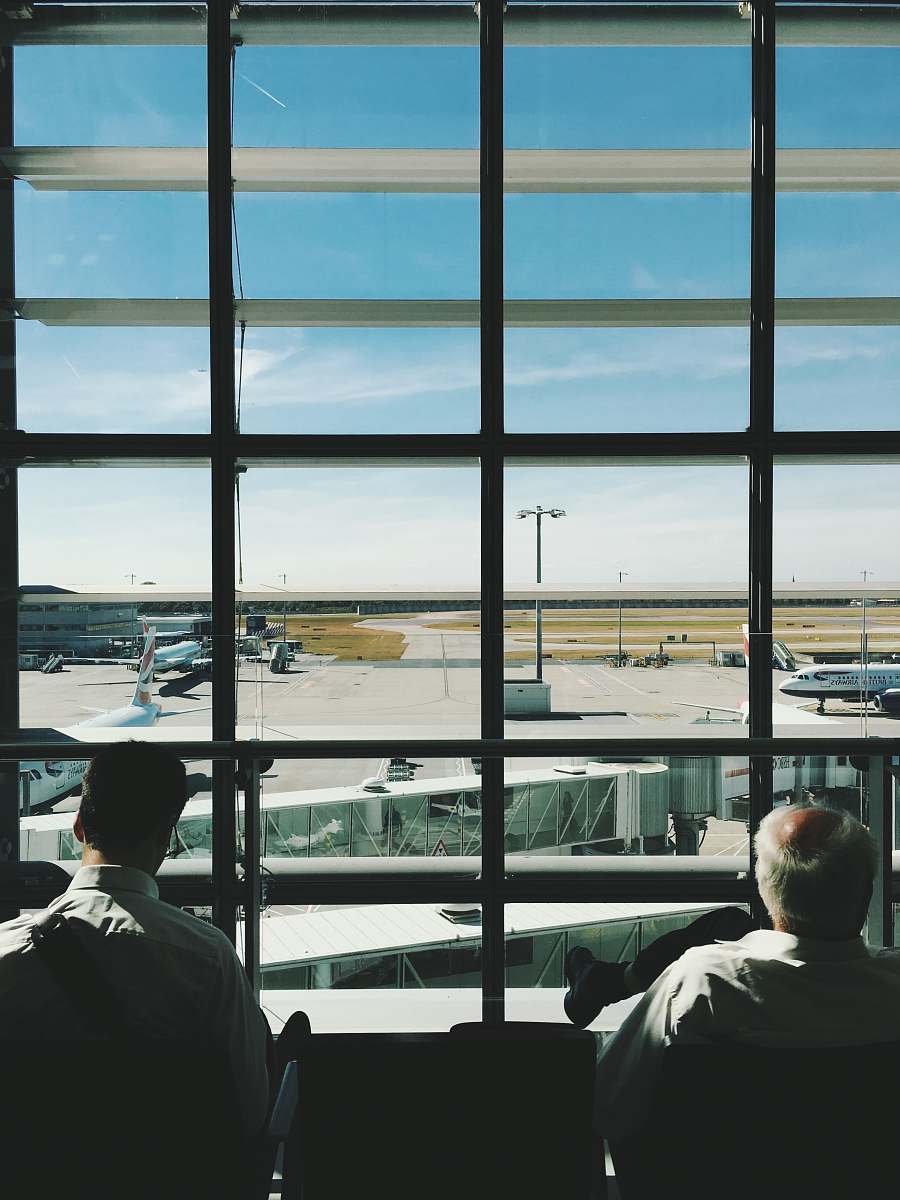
left=282, top=1026, right=597, bottom=1200
left=610, top=1039, right=900, bottom=1200
left=0, top=1039, right=249, bottom=1200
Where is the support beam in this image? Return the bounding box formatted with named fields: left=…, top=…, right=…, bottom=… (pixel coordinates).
left=3, top=6, right=899, bottom=48
left=10, top=296, right=900, bottom=329
left=207, top=0, right=237, bottom=946
left=6, top=146, right=900, bottom=193
left=0, top=37, right=17, bottom=921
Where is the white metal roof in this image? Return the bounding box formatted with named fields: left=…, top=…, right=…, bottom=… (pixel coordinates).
left=19, top=762, right=660, bottom=835
left=19, top=583, right=900, bottom=603
left=250, top=899, right=721, bottom=968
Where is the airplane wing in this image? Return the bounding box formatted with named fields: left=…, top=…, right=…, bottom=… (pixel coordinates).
left=675, top=700, right=741, bottom=716
left=73, top=657, right=139, bottom=667
left=771, top=701, right=838, bottom=725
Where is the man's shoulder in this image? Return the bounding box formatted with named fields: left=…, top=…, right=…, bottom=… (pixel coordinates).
left=139, top=900, right=240, bottom=964
left=648, top=940, right=755, bottom=1007
left=0, top=913, right=37, bottom=957
left=668, top=940, right=748, bottom=980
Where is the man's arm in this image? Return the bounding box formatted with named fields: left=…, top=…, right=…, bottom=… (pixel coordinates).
left=209, top=938, right=272, bottom=1137
left=592, top=963, right=680, bottom=1141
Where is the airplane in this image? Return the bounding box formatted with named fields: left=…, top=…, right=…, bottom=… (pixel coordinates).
left=778, top=664, right=900, bottom=714
left=83, top=621, right=204, bottom=675
left=129, top=621, right=204, bottom=674
left=19, top=625, right=208, bottom=814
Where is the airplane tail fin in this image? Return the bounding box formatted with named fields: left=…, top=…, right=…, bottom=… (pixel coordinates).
left=131, top=625, right=156, bottom=707
left=742, top=623, right=750, bottom=668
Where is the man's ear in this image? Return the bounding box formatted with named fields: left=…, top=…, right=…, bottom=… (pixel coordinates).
left=73, top=810, right=85, bottom=845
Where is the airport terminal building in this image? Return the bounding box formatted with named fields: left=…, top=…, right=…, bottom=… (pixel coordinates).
left=3, top=2, right=900, bottom=1192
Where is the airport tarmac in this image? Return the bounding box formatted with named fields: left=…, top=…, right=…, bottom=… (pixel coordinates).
left=18, top=648, right=895, bottom=757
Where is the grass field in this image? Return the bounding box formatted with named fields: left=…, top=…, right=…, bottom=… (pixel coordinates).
left=426, top=606, right=900, bottom=661
left=265, top=606, right=900, bottom=664
left=282, top=614, right=405, bottom=661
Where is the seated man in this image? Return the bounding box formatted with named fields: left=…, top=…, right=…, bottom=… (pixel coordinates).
left=0, top=742, right=271, bottom=1137
left=566, top=804, right=900, bottom=1141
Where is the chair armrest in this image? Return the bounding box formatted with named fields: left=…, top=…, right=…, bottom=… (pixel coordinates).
left=267, top=1061, right=298, bottom=1145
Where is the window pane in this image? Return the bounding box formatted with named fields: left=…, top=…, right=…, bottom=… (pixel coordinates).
left=240, top=756, right=484, bottom=865
left=506, top=327, right=749, bottom=435
left=18, top=756, right=211, bottom=857
left=503, top=755, right=750, bottom=862
left=255, top=902, right=482, bottom=1033
left=14, top=43, right=207, bottom=147
left=235, top=327, right=479, bottom=435
left=235, top=464, right=480, bottom=740
left=231, top=8, right=479, bottom=434
left=503, top=461, right=749, bottom=741
left=9, top=18, right=210, bottom=432
left=504, top=7, right=749, bottom=432
left=773, top=461, right=900, bottom=739
left=16, top=325, right=210, bottom=434
left=775, top=10, right=900, bottom=429
left=18, top=467, right=212, bottom=741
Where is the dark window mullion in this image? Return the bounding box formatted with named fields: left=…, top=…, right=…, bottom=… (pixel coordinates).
left=0, top=40, right=18, bottom=923
left=480, top=0, right=505, bottom=1022
left=208, top=0, right=239, bottom=947
left=749, top=0, right=776, bottom=918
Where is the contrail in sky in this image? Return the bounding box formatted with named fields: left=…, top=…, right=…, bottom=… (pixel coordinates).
left=238, top=73, right=287, bottom=109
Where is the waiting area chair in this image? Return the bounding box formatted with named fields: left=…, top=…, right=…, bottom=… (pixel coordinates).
left=276, top=1022, right=598, bottom=1200
left=609, top=1038, right=900, bottom=1200
left=0, top=1039, right=254, bottom=1200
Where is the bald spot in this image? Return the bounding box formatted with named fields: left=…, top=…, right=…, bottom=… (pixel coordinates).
left=771, top=806, right=843, bottom=857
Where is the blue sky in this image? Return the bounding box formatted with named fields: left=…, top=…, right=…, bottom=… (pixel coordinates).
left=11, top=39, right=900, bottom=584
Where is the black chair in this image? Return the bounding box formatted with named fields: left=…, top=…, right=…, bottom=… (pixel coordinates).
left=279, top=1025, right=597, bottom=1200
left=609, top=1039, right=900, bottom=1200
left=450, top=1022, right=602, bottom=1199
left=0, top=1039, right=257, bottom=1200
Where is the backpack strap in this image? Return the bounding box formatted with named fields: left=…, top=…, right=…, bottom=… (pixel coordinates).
left=30, top=909, right=127, bottom=1038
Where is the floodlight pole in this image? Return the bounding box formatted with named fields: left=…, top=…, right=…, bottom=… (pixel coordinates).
left=517, top=507, right=566, bottom=682
left=617, top=570, right=629, bottom=666
left=536, top=511, right=543, bottom=680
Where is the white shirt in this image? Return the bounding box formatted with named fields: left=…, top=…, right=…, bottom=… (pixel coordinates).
left=594, top=929, right=900, bottom=1140
left=0, top=865, right=270, bottom=1135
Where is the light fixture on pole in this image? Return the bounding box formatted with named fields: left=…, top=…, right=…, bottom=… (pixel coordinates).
left=124, top=574, right=137, bottom=646
left=617, top=570, right=630, bottom=667
left=516, top=507, right=566, bottom=681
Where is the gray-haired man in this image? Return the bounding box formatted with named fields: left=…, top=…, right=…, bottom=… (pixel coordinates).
left=586, top=805, right=900, bottom=1140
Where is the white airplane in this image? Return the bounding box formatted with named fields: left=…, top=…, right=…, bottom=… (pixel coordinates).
left=778, top=664, right=900, bottom=714
left=86, top=621, right=203, bottom=675
left=19, top=626, right=207, bottom=813
left=131, top=621, right=203, bottom=673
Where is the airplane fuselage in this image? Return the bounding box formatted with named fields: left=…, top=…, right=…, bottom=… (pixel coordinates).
left=151, top=640, right=202, bottom=672
left=779, top=664, right=900, bottom=703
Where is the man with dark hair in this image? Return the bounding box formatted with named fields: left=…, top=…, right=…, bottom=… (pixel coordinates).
left=76, top=741, right=189, bottom=859
left=0, top=742, right=270, bottom=1136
